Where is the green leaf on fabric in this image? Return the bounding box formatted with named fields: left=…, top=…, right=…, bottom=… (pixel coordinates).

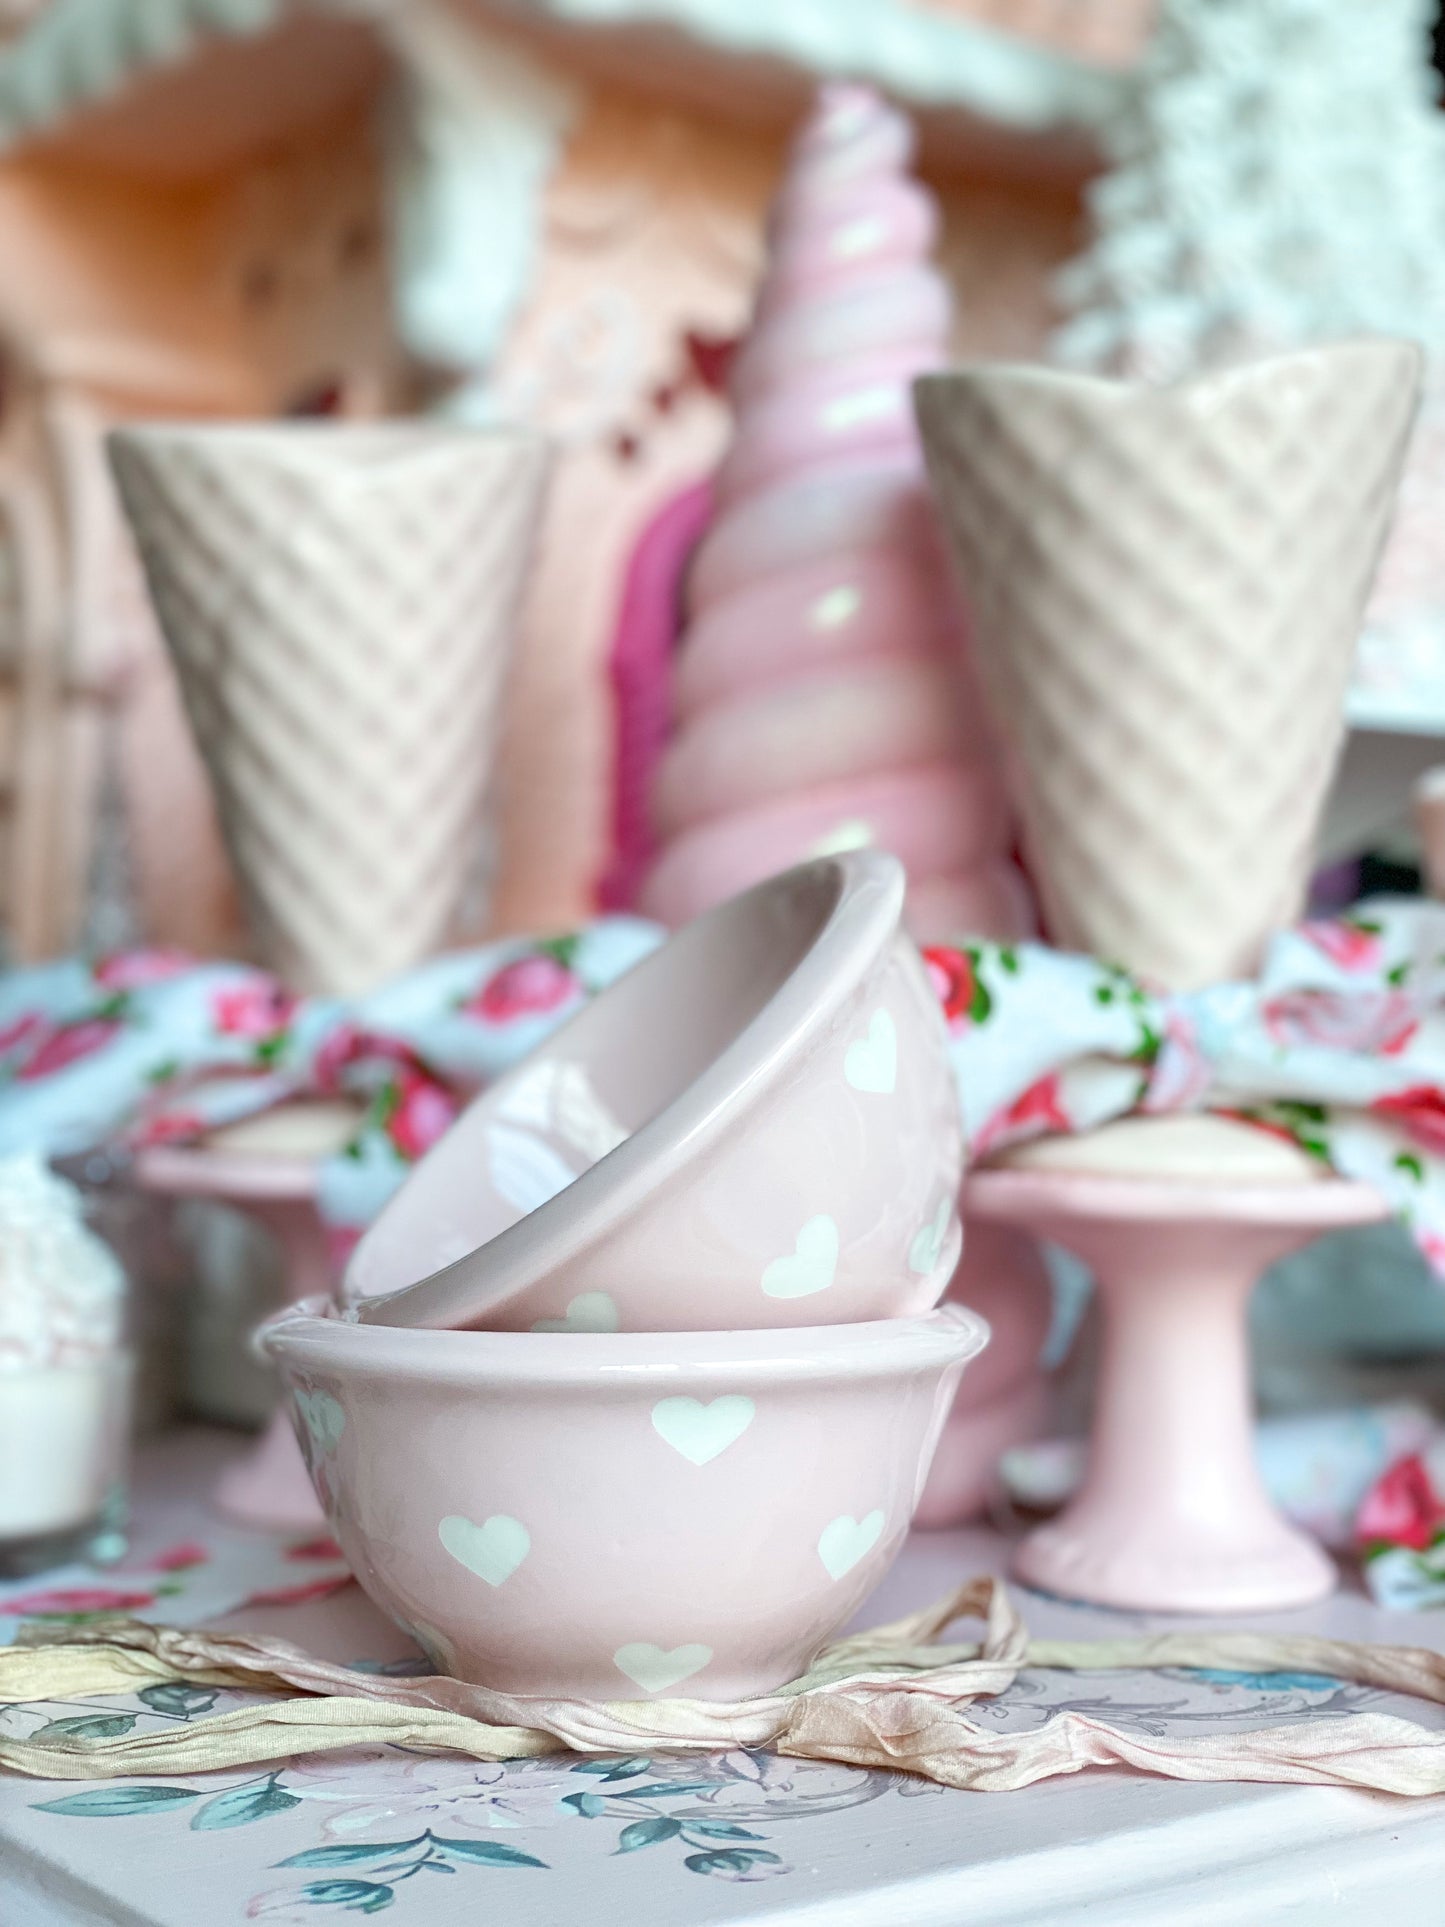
left=616, top=1816, right=682, bottom=1853
left=192, top=1780, right=301, bottom=1830
left=1395, top=1151, right=1426, bottom=1182
left=685, top=1848, right=783, bottom=1876
left=561, top=1790, right=607, bottom=1817
left=33, top=1785, right=200, bottom=1817
left=280, top=1839, right=426, bottom=1869
left=616, top=1781, right=718, bottom=1799
left=430, top=1836, right=546, bottom=1868
left=297, top=1881, right=394, bottom=1913
left=571, top=1755, right=651, bottom=1780
left=30, top=1713, right=137, bottom=1741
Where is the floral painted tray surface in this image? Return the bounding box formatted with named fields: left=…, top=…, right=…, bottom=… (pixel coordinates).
left=1, top=1431, right=1443, bottom=1927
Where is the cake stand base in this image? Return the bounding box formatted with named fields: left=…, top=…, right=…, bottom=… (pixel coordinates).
left=966, top=1167, right=1387, bottom=1613
left=134, top=1145, right=328, bottom=1531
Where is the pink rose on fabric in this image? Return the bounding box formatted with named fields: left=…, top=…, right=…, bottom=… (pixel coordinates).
left=4, top=1586, right=155, bottom=1615
left=1356, top=1453, right=1445, bottom=1553
left=468, top=954, right=579, bottom=1024
left=241, top=1574, right=353, bottom=1609
left=148, top=1541, right=210, bottom=1572
left=1142, top=1013, right=1213, bottom=1112
left=922, top=945, right=981, bottom=1030
left=387, top=1073, right=459, bottom=1161
left=0, top=1012, right=41, bottom=1056
left=1262, top=989, right=1419, bottom=1057
left=1298, top=919, right=1384, bottom=973
left=93, top=948, right=192, bottom=991
left=973, top=1073, right=1072, bottom=1157
left=1370, top=1085, right=1445, bottom=1156
left=134, top=1109, right=208, bottom=1147
left=17, top=1016, right=122, bottom=1080
left=313, top=1023, right=420, bottom=1094
left=213, top=981, right=297, bottom=1041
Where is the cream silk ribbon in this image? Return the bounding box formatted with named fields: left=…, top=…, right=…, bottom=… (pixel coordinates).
left=3, top=1581, right=1444, bottom=1796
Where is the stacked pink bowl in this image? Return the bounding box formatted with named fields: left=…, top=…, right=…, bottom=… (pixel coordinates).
left=641, top=84, right=1034, bottom=945
left=260, top=854, right=990, bottom=1699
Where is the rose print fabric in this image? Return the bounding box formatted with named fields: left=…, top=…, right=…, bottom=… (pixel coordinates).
left=4, top=896, right=1445, bottom=1599
left=0, top=922, right=663, bottom=1262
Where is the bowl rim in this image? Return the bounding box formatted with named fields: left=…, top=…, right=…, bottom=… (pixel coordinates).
left=349, top=851, right=917, bottom=1331
left=260, top=1298, right=989, bottom=1388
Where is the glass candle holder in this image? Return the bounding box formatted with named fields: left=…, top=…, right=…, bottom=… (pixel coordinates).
left=0, top=1156, right=133, bottom=1576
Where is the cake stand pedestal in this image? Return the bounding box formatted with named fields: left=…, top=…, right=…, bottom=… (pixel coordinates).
left=134, top=1143, right=328, bottom=1531
left=965, top=1166, right=1387, bottom=1613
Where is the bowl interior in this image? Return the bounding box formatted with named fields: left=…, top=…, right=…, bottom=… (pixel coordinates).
left=346, top=856, right=894, bottom=1310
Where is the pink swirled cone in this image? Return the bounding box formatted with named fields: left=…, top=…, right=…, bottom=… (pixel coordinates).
left=643, top=81, right=1034, bottom=947
left=640, top=85, right=1048, bottom=1521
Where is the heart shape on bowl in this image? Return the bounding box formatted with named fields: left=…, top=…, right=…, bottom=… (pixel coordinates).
left=613, top=1641, right=714, bottom=1694
left=530, top=1291, right=620, bottom=1334
left=761, top=1214, right=839, bottom=1299
left=818, top=1508, right=885, bottom=1580
left=651, top=1395, right=756, bottom=1465
left=438, top=1513, right=531, bottom=1587
left=844, top=1008, right=897, bottom=1095
left=908, top=1199, right=952, bottom=1276
left=293, top=1388, right=345, bottom=1458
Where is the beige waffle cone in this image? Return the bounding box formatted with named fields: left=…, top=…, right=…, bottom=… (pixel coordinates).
left=915, top=342, right=1422, bottom=989
left=108, top=423, right=549, bottom=996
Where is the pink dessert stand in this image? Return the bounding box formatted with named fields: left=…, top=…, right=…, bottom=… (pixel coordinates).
left=965, top=1165, right=1389, bottom=1613
left=133, top=1144, right=327, bottom=1531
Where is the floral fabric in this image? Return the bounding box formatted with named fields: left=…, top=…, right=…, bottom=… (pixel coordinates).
left=3, top=898, right=1445, bottom=1601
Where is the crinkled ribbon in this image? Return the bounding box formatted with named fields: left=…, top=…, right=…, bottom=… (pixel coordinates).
left=3, top=1582, right=1445, bottom=1795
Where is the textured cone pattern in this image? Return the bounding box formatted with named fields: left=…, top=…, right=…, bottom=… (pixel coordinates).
left=916, top=342, right=1422, bottom=988
left=109, top=425, right=549, bottom=996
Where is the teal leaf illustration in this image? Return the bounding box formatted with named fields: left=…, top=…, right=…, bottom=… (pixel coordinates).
left=137, top=1683, right=219, bottom=1719
left=571, top=1755, right=651, bottom=1780
left=616, top=1816, right=682, bottom=1853
left=685, top=1848, right=783, bottom=1876
left=429, top=1837, right=546, bottom=1868
left=561, top=1790, right=607, bottom=1817
left=30, top=1713, right=137, bottom=1741
left=684, top=1822, right=763, bottom=1840
left=297, top=1881, right=394, bottom=1913
left=280, top=1839, right=426, bottom=1870
left=616, top=1781, right=718, bottom=1799
left=193, top=1780, right=301, bottom=1830
left=33, top=1785, right=199, bottom=1817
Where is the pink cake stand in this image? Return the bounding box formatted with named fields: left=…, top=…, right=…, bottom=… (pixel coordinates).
left=965, top=1165, right=1388, bottom=1613
left=134, top=1144, right=327, bottom=1531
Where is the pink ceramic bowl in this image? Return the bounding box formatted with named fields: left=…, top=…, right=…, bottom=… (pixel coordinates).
left=346, top=852, right=964, bottom=1333
left=260, top=1298, right=989, bottom=1699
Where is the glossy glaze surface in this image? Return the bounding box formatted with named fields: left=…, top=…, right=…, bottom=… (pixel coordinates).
left=261, top=1301, right=988, bottom=1698
left=346, top=852, right=964, bottom=1333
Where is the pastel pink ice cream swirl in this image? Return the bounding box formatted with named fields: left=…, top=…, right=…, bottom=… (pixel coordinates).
left=642, top=83, right=1033, bottom=941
